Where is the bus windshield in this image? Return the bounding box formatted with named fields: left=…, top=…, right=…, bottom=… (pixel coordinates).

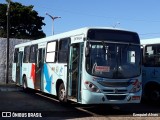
left=86, top=42, right=141, bottom=79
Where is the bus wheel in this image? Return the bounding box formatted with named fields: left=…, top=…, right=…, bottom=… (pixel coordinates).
left=58, top=83, right=66, bottom=102
left=22, top=76, right=27, bottom=91
left=147, top=86, right=160, bottom=102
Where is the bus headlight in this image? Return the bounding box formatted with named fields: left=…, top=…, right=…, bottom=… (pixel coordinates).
left=84, top=81, right=101, bottom=93
left=129, top=80, right=141, bottom=93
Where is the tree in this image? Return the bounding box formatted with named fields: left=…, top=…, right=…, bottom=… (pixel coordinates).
left=0, top=1, right=46, bottom=39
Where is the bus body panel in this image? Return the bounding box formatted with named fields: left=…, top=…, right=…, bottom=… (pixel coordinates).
left=22, top=63, right=34, bottom=89
left=42, top=63, right=67, bottom=95
left=142, top=66, right=160, bottom=85
left=81, top=66, right=142, bottom=104
left=82, top=90, right=141, bottom=104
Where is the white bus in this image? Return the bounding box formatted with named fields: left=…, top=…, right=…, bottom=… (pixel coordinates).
left=141, top=38, right=160, bottom=102
left=12, top=27, right=142, bottom=104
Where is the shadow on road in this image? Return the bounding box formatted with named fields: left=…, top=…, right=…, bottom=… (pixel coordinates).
left=33, top=91, right=160, bottom=117
left=0, top=84, right=160, bottom=118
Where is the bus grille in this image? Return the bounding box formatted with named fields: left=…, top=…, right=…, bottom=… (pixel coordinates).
left=103, top=89, right=127, bottom=94
left=98, top=81, right=131, bottom=87
left=106, top=95, right=126, bottom=100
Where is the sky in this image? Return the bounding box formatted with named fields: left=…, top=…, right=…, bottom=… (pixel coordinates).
left=1, top=0, right=160, bottom=39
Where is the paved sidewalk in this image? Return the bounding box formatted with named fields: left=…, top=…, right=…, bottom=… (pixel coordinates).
left=0, top=83, right=22, bottom=91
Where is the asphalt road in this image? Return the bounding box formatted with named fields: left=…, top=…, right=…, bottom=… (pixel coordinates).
left=0, top=84, right=160, bottom=119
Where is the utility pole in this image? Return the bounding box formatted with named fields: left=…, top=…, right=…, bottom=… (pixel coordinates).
left=6, top=0, right=11, bottom=84
left=46, top=13, right=61, bottom=35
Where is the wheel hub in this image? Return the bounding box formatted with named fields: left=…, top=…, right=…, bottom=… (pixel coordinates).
left=60, top=89, right=65, bottom=101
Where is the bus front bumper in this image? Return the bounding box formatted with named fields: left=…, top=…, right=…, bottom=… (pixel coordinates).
left=81, top=90, right=142, bottom=104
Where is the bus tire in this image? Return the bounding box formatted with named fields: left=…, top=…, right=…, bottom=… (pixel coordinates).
left=22, top=76, right=27, bottom=91
left=146, top=85, right=160, bottom=103
left=58, top=83, right=66, bottom=102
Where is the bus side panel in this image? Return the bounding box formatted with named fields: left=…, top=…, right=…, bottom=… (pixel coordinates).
left=22, top=63, right=34, bottom=89
left=43, top=63, right=53, bottom=94
left=12, top=63, right=16, bottom=82
left=142, top=67, right=160, bottom=85
left=43, top=63, right=67, bottom=95
left=142, top=66, right=160, bottom=96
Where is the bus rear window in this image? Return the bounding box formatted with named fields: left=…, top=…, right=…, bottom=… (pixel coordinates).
left=87, top=29, right=140, bottom=44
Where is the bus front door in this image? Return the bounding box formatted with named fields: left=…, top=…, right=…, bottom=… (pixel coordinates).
left=35, top=48, right=45, bottom=91
left=67, top=43, right=83, bottom=102
left=16, top=51, right=23, bottom=85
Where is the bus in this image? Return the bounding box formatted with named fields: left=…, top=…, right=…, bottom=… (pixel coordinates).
left=12, top=27, right=142, bottom=104
left=141, top=38, right=160, bottom=102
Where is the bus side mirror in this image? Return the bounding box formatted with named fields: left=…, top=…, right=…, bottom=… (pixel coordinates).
left=85, top=43, right=90, bottom=57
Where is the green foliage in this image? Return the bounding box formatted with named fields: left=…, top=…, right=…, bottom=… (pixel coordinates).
left=0, top=2, right=46, bottom=39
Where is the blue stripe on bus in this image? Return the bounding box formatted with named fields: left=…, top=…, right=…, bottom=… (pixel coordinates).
left=44, top=64, right=52, bottom=93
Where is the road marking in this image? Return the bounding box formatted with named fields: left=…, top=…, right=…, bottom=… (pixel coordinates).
left=75, top=107, right=98, bottom=116
left=35, top=93, right=60, bottom=102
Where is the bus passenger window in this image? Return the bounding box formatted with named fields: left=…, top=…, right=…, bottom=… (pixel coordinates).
left=144, top=45, right=157, bottom=66
left=46, top=41, right=57, bottom=63
left=58, top=38, right=70, bottom=63
left=29, top=45, right=38, bottom=63
left=23, top=46, right=30, bottom=63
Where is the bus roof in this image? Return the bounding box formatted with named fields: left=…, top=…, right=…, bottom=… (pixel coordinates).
left=141, top=38, right=160, bottom=45
left=14, top=27, right=137, bottom=48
